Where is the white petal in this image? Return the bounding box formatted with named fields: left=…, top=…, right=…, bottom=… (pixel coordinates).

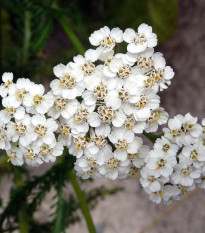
left=53, top=63, right=66, bottom=77
left=114, top=150, right=127, bottom=161
left=2, top=72, right=13, bottom=82
left=87, top=112, right=101, bottom=127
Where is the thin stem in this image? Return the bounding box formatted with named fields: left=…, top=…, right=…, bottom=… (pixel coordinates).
left=23, top=11, right=31, bottom=64
left=31, top=19, right=53, bottom=53
left=14, top=168, right=30, bottom=233
left=18, top=207, right=29, bottom=233
left=68, top=170, right=96, bottom=233
left=53, top=180, right=63, bottom=233
left=59, top=16, right=85, bottom=55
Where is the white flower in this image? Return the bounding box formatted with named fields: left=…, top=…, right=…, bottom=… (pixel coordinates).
left=0, top=125, right=11, bottom=150
left=6, top=146, right=24, bottom=166
left=88, top=104, right=126, bottom=128
left=23, top=85, right=54, bottom=114
left=163, top=113, right=203, bottom=146
left=82, top=65, right=102, bottom=91
left=99, top=50, right=115, bottom=74
left=69, top=134, right=88, bottom=158
left=57, top=117, right=73, bottom=147
left=75, top=156, right=101, bottom=180
left=32, top=114, right=58, bottom=145
left=70, top=49, right=100, bottom=89
left=146, top=149, right=177, bottom=177
left=98, top=150, right=129, bottom=180
left=135, top=48, right=154, bottom=71
left=123, top=114, right=146, bottom=133
left=7, top=78, right=33, bottom=107
left=144, top=188, right=163, bottom=204
left=20, top=143, right=42, bottom=167
left=48, top=97, right=79, bottom=120
left=200, top=118, right=205, bottom=141
left=51, top=63, right=85, bottom=99
left=154, top=136, right=179, bottom=156
left=0, top=72, right=13, bottom=98
left=86, top=125, right=110, bottom=154
left=0, top=105, right=25, bottom=124
left=148, top=52, right=175, bottom=91
left=128, top=144, right=150, bottom=168
left=123, top=23, right=157, bottom=53
left=202, top=118, right=205, bottom=126
left=144, top=184, right=179, bottom=204
left=179, top=113, right=203, bottom=146
left=162, top=185, right=181, bottom=204
left=163, top=114, right=183, bottom=143
left=123, top=89, right=160, bottom=121
left=82, top=89, right=106, bottom=110
left=104, top=53, right=136, bottom=78
left=77, top=149, right=100, bottom=170
left=71, top=104, right=99, bottom=135
left=196, top=166, right=205, bottom=189
left=108, top=127, right=136, bottom=161
left=177, top=183, right=195, bottom=197
left=171, top=161, right=201, bottom=186
left=180, top=143, right=205, bottom=167
left=7, top=115, right=36, bottom=147
left=104, top=79, right=142, bottom=110
left=145, top=107, right=169, bottom=133
left=89, top=26, right=123, bottom=52
left=74, top=149, right=103, bottom=179
left=140, top=166, right=168, bottom=192
left=82, top=74, right=117, bottom=108
left=39, top=142, right=64, bottom=163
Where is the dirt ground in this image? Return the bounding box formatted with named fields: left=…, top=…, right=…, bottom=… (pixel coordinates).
left=1, top=0, right=205, bottom=232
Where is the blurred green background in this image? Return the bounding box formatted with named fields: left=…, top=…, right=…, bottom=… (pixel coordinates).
left=0, top=0, right=178, bottom=80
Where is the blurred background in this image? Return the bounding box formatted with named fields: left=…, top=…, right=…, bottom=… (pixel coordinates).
left=1, top=0, right=205, bottom=232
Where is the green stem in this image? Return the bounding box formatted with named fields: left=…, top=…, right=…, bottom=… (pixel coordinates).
left=53, top=180, right=63, bottom=233
left=23, top=11, right=31, bottom=64
left=68, top=170, right=96, bottom=233
left=59, top=16, right=85, bottom=55
left=14, top=168, right=29, bottom=233
left=18, top=207, right=29, bottom=233
left=31, top=19, right=53, bottom=54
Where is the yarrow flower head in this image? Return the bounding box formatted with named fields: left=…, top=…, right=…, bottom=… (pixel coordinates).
left=1, top=23, right=205, bottom=205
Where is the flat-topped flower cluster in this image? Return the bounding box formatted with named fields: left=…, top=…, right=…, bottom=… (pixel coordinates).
left=0, top=24, right=204, bottom=204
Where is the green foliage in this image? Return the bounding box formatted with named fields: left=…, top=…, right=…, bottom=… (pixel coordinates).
left=79, top=0, right=178, bottom=43
left=148, top=0, right=178, bottom=42
left=0, top=0, right=78, bottom=76
left=0, top=153, right=123, bottom=232
left=53, top=180, right=65, bottom=233
left=52, top=185, right=123, bottom=233
left=0, top=154, right=74, bottom=231
left=0, top=0, right=178, bottom=78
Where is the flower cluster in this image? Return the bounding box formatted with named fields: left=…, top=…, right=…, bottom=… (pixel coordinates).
left=141, top=113, right=205, bottom=204
left=1, top=24, right=204, bottom=205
